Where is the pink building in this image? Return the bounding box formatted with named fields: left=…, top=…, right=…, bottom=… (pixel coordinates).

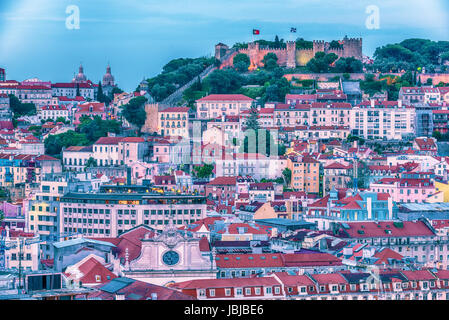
left=152, top=139, right=171, bottom=163
left=196, top=94, right=254, bottom=120
left=74, top=102, right=106, bottom=125
left=369, top=178, right=435, bottom=203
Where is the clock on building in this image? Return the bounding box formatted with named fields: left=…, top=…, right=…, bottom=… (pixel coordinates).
left=162, top=250, right=179, bottom=266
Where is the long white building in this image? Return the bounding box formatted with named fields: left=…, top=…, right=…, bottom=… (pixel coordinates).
left=350, top=100, right=415, bottom=140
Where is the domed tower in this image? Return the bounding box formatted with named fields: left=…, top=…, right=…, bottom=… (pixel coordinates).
left=102, top=64, right=115, bottom=87
left=101, top=64, right=116, bottom=97
left=72, top=64, right=87, bottom=83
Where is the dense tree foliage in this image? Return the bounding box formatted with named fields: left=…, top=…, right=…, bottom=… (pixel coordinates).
left=205, top=69, right=244, bottom=94
left=295, top=38, right=313, bottom=49
left=372, top=39, right=449, bottom=72
left=433, top=131, right=449, bottom=142
left=9, top=95, right=36, bottom=117
left=306, top=52, right=339, bottom=73
left=329, top=40, right=343, bottom=49
left=282, top=167, right=292, bottom=186
left=192, top=163, right=214, bottom=178
left=44, top=130, right=90, bottom=155
left=333, top=57, right=363, bottom=73
left=77, top=116, right=121, bottom=143
left=233, top=53, right=250, bottom=72
left=122, top=96, right=147, bottom=128
left=262, top=53, right=278, bottom=71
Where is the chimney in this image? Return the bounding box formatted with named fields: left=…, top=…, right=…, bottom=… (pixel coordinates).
left=370, top=99, right=375, bottom=108
left=115, top=292, right=125, bottom=300
left=343, top=247, right=352, bottom=256
left=151, top=293, right=158, bottom=300
left=398, top=100, right=403, bottom=108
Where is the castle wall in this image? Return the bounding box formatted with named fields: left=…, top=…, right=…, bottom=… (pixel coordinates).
left=296, top=49, right=315, bottom=67
left=284, top=73, right=366, bottom=82
left=216, top=37, right=363, bottom=69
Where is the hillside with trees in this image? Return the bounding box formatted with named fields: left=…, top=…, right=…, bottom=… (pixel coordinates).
left=144, top=57, right=216, bottom=102
left=371, top=38, right=449, bottom=73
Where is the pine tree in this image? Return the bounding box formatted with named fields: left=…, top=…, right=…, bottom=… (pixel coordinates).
left=417, top=76, right=422, bottom=87
left=97, top=81, right=104, bottom=102
left=76, top=83, right=80, bottom=97
left=245, top=102, right=260, bottom=131
left=274, top=35, right=280, bottom=49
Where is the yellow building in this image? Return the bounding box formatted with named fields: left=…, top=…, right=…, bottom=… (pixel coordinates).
left=0, top=162, right=41, bottom=187
left=435, top=181, right=449, bottom=202
left=27, top=201, right=58, bottom=259
left=158, top=107, right=190, bottom=138
left=287, top=155, right=320, bottom=194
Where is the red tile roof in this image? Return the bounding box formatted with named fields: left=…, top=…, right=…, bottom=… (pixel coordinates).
left=207, top=176, right=237, bottom=186
left=310, top=273, right=348, bottom=284
left=94, top=137, right=123, bottom=145
left=67, top=257, right=117, bottom=285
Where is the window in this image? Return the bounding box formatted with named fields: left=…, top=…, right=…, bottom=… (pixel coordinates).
left=209, top=289, right=215, bottom=297
left=245, top=288, right=251, bottom=295
left=225, top=288, right=231, bottom=296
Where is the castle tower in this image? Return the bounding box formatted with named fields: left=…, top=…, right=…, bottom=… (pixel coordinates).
left=215, top=43, right=229, bottom=60
left=342, top=37, right=363, bottom=59
left=141, top=103, right=159, bottom=133
left=313, top=40, right=325, bottom=56
left=286, top=41, right=296, bottom=69
left=248, top=42, right=260, bottom=67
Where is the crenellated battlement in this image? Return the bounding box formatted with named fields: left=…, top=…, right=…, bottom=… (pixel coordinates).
left=216, top=36, right=363, bottom=69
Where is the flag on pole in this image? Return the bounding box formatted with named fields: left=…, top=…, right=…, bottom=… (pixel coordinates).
left=253, top=29, right=260, bottom=35
left=290, top=27, right=297, bottom=33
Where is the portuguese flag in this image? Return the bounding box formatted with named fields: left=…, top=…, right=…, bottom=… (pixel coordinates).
left=253, top=29, right=260, bottom=35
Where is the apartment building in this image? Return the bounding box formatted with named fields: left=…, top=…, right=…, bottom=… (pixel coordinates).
left=196, top=94, right=254, bottom=120
left=369, top=177, right=435, bottom=204
left=287, top=155, right=320, bottom=194
left=59, top=192, right=207, bottom=237
left=350, top=100, right=415, bottom=140
left=274, top=104, right=310, bottom=127
left=309, top=102, right=352, bottom=127
left=158, top=107, right=190, bottom=138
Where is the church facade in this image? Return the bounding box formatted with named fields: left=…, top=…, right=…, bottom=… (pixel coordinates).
left=122, top=222, right=217, bottom=286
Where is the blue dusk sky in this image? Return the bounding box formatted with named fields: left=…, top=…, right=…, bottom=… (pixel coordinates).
left=0, top=0, right=448, bottom=91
